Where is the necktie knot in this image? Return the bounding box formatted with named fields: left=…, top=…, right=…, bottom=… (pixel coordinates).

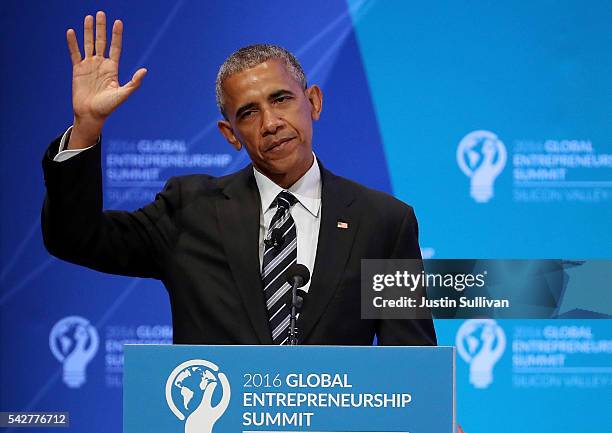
left=275, top=191, right=297, bottom=211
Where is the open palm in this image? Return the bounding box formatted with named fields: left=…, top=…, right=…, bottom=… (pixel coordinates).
left=72, top=50, right=127, bottom=120
left=67, top=12, right=146, bottom=131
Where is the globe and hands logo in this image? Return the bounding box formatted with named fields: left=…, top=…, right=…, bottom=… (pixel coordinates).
left=456, top=319, right=506, bottom=389
left=166, top=359, right=231, bottom=433
left=457, top=130, right=507, bottom=203
left=49, top=316, right=99, bottom=388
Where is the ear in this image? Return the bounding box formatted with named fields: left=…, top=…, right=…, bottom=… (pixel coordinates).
left=217, top=120, right=242, bottom=151
left=305, top=85, right=323, bottom=121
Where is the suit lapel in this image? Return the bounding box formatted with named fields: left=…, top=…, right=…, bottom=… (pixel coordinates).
left=216, top=165, right=273, bottom=344
left=298, top=164, right=360, bottom=342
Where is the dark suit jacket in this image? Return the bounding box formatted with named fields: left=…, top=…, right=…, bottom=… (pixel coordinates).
left=42, top=134, right=436, bottom=346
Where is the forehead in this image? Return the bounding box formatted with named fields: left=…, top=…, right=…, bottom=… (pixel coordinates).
left=222, top=59, right=302, bottom=108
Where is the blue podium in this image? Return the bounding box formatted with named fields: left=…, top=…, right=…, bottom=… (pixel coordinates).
left=124, top=345, right=455, bottom=433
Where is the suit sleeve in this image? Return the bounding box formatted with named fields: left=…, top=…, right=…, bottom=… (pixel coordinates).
left=376, top=206, right=438, bottom=346
left=41, top=133, right=180, bottom=280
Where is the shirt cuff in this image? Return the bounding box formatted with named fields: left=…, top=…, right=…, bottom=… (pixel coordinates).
left=53, top=126, right=99, bottom=162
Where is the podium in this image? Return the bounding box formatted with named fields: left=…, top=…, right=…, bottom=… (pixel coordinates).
left=124, top=345, right=455, bottom=433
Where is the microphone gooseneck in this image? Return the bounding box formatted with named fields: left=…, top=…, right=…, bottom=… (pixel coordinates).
left=285, top=264, right=311, bottom=346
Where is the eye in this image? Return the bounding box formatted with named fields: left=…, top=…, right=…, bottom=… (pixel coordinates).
left=275, top=95, right=292, bottom=103
left=240, top=110, right=255, bottom=120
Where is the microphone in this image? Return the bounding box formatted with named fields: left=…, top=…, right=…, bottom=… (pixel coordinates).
left=285, top=263, right=310, bottom=288
left=264, top=228, right=284, bottom=249
left=285, top=264, right=311, bottom=346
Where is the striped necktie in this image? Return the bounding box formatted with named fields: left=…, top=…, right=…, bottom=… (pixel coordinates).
left=262, top=191, right=298, bottom=345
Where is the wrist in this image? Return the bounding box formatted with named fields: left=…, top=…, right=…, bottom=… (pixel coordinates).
left=68, top=117, right=103, bottom=150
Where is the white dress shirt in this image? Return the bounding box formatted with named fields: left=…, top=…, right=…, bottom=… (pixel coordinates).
left=53, top=127, right=322, bottom=292
left=253, top=158, right=321, bottom=293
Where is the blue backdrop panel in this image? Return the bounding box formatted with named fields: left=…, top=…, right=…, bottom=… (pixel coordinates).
left=0, top=2, right=387, bottom=432
left=0, top=1, right=610, bottom=432
left=346, top=2, right=612, bottom=432
left=349, top=0, right=612, bottom=259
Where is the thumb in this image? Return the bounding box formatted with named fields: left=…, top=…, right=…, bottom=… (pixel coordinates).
left=119, top=67, right=148, bottom=98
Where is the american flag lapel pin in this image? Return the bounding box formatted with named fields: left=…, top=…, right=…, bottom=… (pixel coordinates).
left=337, top=220, right=349, bottom=229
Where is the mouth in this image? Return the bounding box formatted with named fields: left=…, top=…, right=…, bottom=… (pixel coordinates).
left=264, top=136, right=296, bottom=153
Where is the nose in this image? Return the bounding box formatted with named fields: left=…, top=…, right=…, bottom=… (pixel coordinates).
left=261, top=107, right=284, bottom=136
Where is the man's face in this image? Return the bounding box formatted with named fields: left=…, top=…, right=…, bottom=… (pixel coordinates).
left=217, top=59, right=322, bottom=187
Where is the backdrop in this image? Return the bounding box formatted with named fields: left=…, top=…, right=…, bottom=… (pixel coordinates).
left=1, top=1, right=611, bottom=432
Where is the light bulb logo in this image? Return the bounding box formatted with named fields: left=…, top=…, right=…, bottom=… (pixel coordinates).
left=457, top=130, right=507, bottom=203
left=49, top=316, right=99, bottom=388
left=456, top=319, right=506, bottom=389
left=166, top=359, right=231, bottom=433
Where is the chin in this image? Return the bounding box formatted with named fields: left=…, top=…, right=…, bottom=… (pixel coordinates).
left=259, top=148, right=312, bottom=176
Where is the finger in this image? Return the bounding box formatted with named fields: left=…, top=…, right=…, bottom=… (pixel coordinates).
left=218, top=372, right=229, bottom=389
left=83, top=15, right=94, bottom=57
left=217, top=374, right=231, bottom=409
left=118, top=68, right=148, bottom=100
left=125, top=68, right=148, bottom=90
left=109, top=20, right=123, bottom=62
left=66, top=29, right=82, bottom=65
left=94, top=11, right=106, bottom=56
left=457, top=425, right=466, bottom=433
left=131, top=68, right=148, bottom=84
left=202, top=381, right=217, bottom=404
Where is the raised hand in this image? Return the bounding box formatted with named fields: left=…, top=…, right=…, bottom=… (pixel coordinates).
left=66, top=11, right=147, bottom=149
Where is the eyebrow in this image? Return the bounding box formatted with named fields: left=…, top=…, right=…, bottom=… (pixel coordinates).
left=234, top=89, right=297, bottom=119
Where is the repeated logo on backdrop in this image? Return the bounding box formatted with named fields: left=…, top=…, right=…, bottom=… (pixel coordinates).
left=456, top=319, right=507, bottom=389
left=457, top=131, right=508, bottom=203
left=454, top=320, right=612, bottom=391
left=457, top=130, right=612, bottom=203
left=49, top=316, right=99, bottom=389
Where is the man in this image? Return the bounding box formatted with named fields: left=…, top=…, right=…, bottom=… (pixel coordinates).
left=42, top=11, right=436, bottom=346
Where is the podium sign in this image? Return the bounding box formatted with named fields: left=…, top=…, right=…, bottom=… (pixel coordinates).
left=124, top=345, right=455, bottom=433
